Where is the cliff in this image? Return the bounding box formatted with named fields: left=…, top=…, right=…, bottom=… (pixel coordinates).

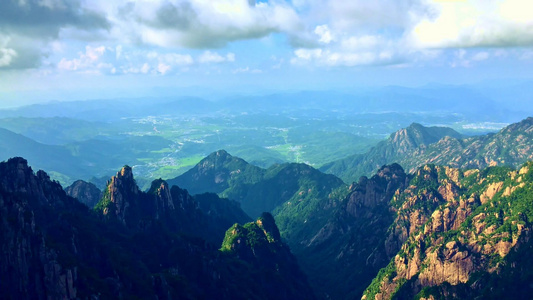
left=363, top=162, right=533, bottom=299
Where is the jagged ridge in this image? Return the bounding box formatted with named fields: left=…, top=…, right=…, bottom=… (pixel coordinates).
left=0, top=157, right=316, bottom=299
left=321, top=117, right=533, bottom=184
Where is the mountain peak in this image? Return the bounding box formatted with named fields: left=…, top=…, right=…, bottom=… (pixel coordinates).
left=257, top=212, right=281, bottom=242
left=2, top=157, right=32, bottom=178
left=215, top=149, right=230, bottom=156
left=406, top=122, right=424, bottom=130
left=389, top=123, right=462, bottom=152
left=118, top=165, right=133, bottom=180
left=204, top=149, right=232, bottom=161
left=65, top=180, right=102, bottom=208
left=502, top=116, right=533, bottom=133
left=95, top=165, right=140, bottom=226
left=167, top=149, right=262, bottom=196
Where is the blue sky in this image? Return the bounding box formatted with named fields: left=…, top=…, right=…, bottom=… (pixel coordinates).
left=1, top=0, right=533, bottom=107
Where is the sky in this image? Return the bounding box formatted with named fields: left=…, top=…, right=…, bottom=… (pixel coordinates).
left=1, top=0, right=533, bottom=107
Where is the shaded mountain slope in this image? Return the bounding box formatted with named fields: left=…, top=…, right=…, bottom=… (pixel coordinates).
left=168, top=150, right=345, bottom=219
left=220, top=212, right=316, bottom=300
left=0, top=157, right=315, bottom=299
left=0, top=127, right=85, bottom=178
left=0, top=127, right=174, bottom=186
left=319, top=123, right=462, bottom=183
left=65, top=180, right=102, bottom=208
left=167, top=149, right=265, bottom=196
left=288, top=164, right=408, bottom=299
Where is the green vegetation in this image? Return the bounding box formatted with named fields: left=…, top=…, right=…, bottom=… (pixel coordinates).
left=363, top=261, right=397, bottom=300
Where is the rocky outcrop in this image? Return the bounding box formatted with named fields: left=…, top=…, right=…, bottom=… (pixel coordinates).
left=221, top=212, right=316, bottom=300
left=363, top=162, right=533, bottom=300
left=98, top=165, right=140, bottom=226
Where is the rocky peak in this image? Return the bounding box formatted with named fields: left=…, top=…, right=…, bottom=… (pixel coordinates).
left=345, top=164, right=406, bottom=218
left=96, top=165, right=140, bottom=226
left=221, top=213, right=286, bottom=260
left=502, top=116, right=533, bottom=133
left=363, top=162, right=533, bottom=299
left=220, top=215, right=316, bottom=300
left=118, top=165, right=133, bottom=180
left=257, top=212, right=281, bottom=242
left=0, top=157, right=33, bottom=191
left=389, top=123, right=462, bottom=154
left=167, top=149, right=262, bottom=196
left=148, top=179, right=175, bottom=219
left=0, top=157, right=68, bottom=208
left=65, top=180, right=102, bottom=208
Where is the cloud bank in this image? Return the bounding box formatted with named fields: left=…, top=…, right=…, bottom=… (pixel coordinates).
left=1, top=0, right=532, bottom=71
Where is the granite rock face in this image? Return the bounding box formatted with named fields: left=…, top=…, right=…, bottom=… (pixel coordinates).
left=363, top=162, right=533, bottom=300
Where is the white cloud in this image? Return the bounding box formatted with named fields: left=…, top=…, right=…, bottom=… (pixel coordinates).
left=291, top=48, right=399, bottom=67
left=0, top=45, right=17, bottom=67
left=141, top=63, right=150, bottom=74
left=314, top=25, right=333, bottom=44
left=58, top=45, right=106, bottom=71
left=341, top=35, right=382, bottom=51
left=114, top=0, right=301, bottom=49
left=157, top=63, right=171, bottom=74
left=4, top=0, right=533, bottom=73
left=116, top=45, right=123, bottom=59
left=199, top=51, right=236, bottom=63
left=472, top=51, right=489, bottom=61
left=411, top=0, right=533, bottom=48
left=449, top=49, right=492, bottom=68
left=0, top=0, right=109, bottom=69
left=232, top=66, right=262, bottom=74
left=293, top=48, right=323, bottom=61
left=520, top=50, right=533, bottom=60
left=160, top=53, right=194, bottom=66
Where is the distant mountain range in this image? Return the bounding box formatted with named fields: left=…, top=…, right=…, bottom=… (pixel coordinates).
left=0, top=124, right=173, bottom=186
left=321, top=117, right=533, bottom=184
left=2, top=85, right=531, bottom=121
